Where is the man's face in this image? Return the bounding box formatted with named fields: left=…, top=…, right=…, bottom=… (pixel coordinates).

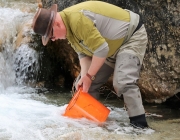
left=51, top=13, right=66, bottom=41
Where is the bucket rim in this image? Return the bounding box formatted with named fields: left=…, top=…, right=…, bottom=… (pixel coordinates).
left=66, top=88, right=81, bottom=110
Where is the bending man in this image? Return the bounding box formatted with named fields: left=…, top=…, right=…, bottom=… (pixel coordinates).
left=32, top=1, right=149, bottom=128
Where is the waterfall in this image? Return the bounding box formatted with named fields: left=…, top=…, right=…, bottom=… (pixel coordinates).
left=14, top=44, right=39, bottom=86
left=0, top=7, right=22, bottom=88
left=0, top=5, right=39, bottom=88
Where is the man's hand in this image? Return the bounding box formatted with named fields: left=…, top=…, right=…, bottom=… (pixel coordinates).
left=76, top=74, right=92, bottom=92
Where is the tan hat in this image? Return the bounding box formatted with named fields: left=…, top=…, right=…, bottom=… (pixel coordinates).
left=32, top=4, right=57, bottom=46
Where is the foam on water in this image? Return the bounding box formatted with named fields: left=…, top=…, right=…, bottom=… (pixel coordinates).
left=0, top=87, right=155, bottom=140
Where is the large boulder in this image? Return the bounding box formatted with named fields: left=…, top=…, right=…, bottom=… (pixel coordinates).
left=36, top=0, right=180, bottom=104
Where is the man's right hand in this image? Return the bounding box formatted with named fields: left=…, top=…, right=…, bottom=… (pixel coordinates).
left=76, top=74, right=92, bottom=93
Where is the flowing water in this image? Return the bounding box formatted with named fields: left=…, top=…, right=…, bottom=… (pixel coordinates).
left=0, top=0, right=180, bottom=140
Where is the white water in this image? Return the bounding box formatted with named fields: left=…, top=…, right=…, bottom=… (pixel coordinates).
left=0, top=87, right=154, bottom=140
left=0, top=1, right=179, bottom=140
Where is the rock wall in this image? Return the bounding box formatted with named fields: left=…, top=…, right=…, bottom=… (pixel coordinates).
left=37, top=0, right=180, bottom=103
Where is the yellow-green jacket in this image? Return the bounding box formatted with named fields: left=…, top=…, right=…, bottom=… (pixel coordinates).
left=60, top=1, right=140, bottom=58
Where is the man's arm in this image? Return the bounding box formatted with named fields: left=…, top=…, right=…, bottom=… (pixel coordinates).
left=87, top=55, right=106, bottom=77
left=76, top=45, right=109, bottom=92
left=77, top=55, right=106, bottom=92
left=79, top=56, right=92, bottom=77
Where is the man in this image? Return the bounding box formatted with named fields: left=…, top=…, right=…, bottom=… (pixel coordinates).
left=32, top=1, right=148, bottom=129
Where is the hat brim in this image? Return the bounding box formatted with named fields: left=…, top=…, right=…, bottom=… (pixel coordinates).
left=42, top=4, right=57, bottom=46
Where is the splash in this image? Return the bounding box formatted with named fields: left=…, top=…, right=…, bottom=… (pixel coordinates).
left=0, top=89, right=155, bottom=140
left=0, top=6, right=39, bottom=87
left=14, top=44, right=39, bottom=86
left=0, top=8, right=24, bottom=88
left=0, top=53, right=15, bottom=89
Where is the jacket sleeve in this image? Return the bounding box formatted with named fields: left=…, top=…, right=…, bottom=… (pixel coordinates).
left=77, top=52, right=87, bottom=59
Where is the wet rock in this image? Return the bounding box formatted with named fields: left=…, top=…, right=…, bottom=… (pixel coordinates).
left=137, top=0, right=180, bottom=104
left=15, top=20, right=33, bottom=49
left=37, top=0, right=180, bottom=104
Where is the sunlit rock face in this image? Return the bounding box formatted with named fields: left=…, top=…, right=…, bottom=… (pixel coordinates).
left=133, top=0, right=180, bottom=103
left=40, top=0, right=180, bottom=103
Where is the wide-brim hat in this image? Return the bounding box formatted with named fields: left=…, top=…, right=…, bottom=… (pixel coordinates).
left=32, top=4, right=57, bottom=46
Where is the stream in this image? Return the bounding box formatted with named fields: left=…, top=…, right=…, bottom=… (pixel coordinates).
left=0, top=0, right=179, bottom=140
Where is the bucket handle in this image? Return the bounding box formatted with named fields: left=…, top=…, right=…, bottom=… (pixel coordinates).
left=68, top=88, right=82, bottom=110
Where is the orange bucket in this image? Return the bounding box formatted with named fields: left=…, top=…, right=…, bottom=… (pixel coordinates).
left=63, top=88, right=110, bottom=122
